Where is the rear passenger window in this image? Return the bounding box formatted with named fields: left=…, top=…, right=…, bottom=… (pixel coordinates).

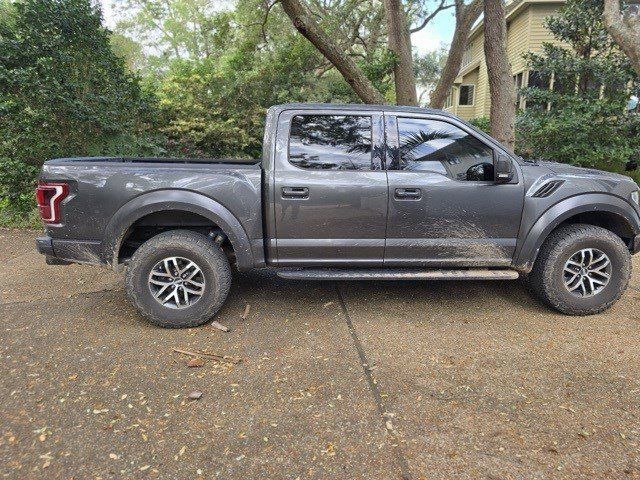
left=289, top=115, right=374, bottom=170
left=395, top=117, right=495, bottom=181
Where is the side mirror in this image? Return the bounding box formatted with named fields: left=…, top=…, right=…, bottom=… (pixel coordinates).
left=466, top=162, right=494, bottom=181
left=494, top=153, right=514, bottom=183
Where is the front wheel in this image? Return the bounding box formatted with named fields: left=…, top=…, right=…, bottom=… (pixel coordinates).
left=124, top=230, right=231, bottom=328
left=529, top=224, right=631, bottom=315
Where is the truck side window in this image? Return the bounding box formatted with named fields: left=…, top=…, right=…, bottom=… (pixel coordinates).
left=289, top=115, right=375, bottom=170
left=395, top=117, right=495, bottom=181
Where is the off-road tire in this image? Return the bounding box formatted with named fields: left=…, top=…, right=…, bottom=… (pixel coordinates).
left=529, top=223, right=631, bottom=315
left=125, top=230, right=231, bottom=328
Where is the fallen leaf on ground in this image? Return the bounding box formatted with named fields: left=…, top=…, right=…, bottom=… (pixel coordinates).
left=187, top=357, right=204, bottom=368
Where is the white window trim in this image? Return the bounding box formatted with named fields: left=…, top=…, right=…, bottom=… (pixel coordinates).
left=513, top=70, right=525, bottom=110
left=459, top=84, right=475, bottom=106
left=443, top=87, right=455, bottom=109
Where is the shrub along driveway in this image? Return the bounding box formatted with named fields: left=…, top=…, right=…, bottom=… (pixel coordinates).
left=1, top=228, right=639, bottom=479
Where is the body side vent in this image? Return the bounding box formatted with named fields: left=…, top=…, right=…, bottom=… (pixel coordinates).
left=531, top=180, right=565, bottom=198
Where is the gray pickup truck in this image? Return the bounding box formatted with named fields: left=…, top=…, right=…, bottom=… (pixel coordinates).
left=36, top=103, right=640, bottom=327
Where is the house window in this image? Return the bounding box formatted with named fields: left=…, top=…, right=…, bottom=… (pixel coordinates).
left=528, top=70, right=551, bottom=90
left=513, top=72, right=524, bottom=108
left=459, top=85, right=474, bottom=106
left=462, top=43, right=473, bottom=68
left=526, top=70, right=551, bottom=110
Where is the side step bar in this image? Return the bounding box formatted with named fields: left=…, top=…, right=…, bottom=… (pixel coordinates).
left=276, top=268, right=519, bottom=281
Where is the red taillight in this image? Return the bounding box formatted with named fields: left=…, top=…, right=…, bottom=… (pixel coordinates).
left=36, top=182, right=69, bottom=224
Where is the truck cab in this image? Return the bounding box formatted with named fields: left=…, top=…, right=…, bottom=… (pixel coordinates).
left=264, top=104, right=522, bottom=268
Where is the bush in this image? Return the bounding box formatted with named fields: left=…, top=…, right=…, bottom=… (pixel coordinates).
left=469, top=116, right=491, bottom=134
left=0, top=0, right=163, bottom=166
left=0, top=158, right=39, bottom=218
left=515, top=0, right=639, bottom=173
left=515, top=102, right=640, bottom=172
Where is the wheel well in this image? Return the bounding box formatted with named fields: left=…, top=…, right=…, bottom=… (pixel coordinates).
left=117, top=210, right=235, bottom=264
left=554, top=211, right=635, bottom=246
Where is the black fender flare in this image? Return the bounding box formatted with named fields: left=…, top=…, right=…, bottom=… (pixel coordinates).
left=513, top=193, right=640, bottom=270
left=102, top=190, right=254, bottom=271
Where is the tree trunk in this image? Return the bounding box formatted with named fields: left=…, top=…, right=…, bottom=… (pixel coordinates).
left=430, top=0, right=483, bottom=109
left=280, top=0, right=386, bottom=104
left=603, top=0, right=640, bottom=77
left=483, top=0, right=515, bottom=151
left=382, top=0, right=418, bottom=105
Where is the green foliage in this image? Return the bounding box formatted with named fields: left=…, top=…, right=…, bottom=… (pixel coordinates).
left=517, top=0, right=640, bottom=172
left=0, top=0, right=162, bottom=166
left=469, top=116, right=490, bottom=134
left=517, top=100, right=640, bottom=171
left=0, top=157, right=38, bottom=223
left=414, top=45, right=448, bottom=106
left=0, top=0, right=164, bottom=221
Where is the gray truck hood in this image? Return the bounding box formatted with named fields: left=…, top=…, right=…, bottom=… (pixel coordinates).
left=522, top=160, right=639, bottom=203
left=539, top=161, right=630, bottom=181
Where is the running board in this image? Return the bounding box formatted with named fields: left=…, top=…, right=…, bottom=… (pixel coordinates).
left=276, top=268, right=519, bottom=281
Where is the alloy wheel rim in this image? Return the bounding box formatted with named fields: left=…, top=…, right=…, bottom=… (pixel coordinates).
left=148, top=256, right=205, bottom=309
left=562, top=248, right=611, bottom=298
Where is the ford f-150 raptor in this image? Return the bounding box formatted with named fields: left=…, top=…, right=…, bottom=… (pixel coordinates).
left=35, top=103, right=640, bottom=327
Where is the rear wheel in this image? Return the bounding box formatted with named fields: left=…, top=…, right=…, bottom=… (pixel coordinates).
left=529, top=224, right=631, bottom=315
left=125, top=230, right=231, bottom=328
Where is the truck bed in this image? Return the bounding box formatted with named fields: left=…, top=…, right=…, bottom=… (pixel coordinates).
left=39, top=156, right=264, bottom=266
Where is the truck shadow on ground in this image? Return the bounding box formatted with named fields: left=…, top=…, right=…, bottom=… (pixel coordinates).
left=225, top=269, right=556, bottom=328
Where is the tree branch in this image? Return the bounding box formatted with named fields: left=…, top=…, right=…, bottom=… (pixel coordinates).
left=242, top=0, right=279, bottom=44
left=603, top=0, right=640, bottom=76
left=280, top=0, right=386, bottom=103
left=410, top=0, right=455, bottom=33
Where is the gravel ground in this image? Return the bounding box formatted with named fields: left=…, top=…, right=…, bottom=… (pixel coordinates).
left=1, top=228, right=639, bottom=479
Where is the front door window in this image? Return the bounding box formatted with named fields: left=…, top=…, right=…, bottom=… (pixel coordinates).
left=393, top=117, right=495, bottom=182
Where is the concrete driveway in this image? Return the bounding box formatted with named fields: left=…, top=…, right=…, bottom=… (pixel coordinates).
left=1, top=228, right=639, bottom=479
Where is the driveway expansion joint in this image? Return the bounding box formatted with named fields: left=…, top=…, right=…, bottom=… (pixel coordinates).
left=335, top=284, right=412, bottom=480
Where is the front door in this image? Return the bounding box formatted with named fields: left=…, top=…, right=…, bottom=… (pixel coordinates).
left=384, top=114, right=524, bottom=267
left=273, top=109, right=388, bottom=266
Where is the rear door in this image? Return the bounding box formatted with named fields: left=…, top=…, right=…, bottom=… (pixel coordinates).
left=273, top=109, right=388, bottom=266
left=383, top=114, right=524, bottom=267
